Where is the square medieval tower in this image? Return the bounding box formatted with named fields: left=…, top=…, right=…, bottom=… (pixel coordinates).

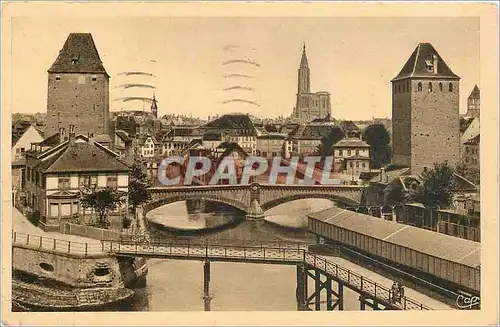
left=391, top=43, right=460, bottom=174
left=45, top=33, right=109, bottom=138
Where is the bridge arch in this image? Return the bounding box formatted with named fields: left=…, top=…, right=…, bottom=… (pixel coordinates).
left=144, top=194, right=249, bottom=214
left=260, top=193, right=359, bottom=212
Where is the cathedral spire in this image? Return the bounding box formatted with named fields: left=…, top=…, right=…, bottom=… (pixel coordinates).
left=300, top=42, right=309, bottom=68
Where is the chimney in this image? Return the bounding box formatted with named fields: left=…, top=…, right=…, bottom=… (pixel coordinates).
left=59, top=127, right=66, bottom=143
left=380, top=167, right=386, bottom=182
left=432, top=54, right=438, bottom=74
left=68, top=124, right=75, bottom=141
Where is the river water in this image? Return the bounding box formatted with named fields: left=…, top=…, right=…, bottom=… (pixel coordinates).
left=122, top=198, right=381, bottom=311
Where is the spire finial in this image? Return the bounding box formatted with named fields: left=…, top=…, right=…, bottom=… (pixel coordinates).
left=303, top=42, right=306, bottom=52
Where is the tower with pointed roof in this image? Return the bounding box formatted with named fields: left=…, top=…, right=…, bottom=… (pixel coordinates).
left=45, top=33, right=110, bottom=138
left=391, top=43, right=460, bottom=173
left=292, top=43, right=331, bottom=122
left=151, top=93, right=158, bottom=119
left=466, top=85, right=480, bottom=118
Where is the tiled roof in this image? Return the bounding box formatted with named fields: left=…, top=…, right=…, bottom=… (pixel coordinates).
left=35, top=141, right=129, bottom=173
left=308, top=207, right=480, bottom=267
left=203, top=114, right=256, bottom=134
left=257, top=133, right=287, bottom=140
left=468, top=84, right=480, bottom=99
left=202, top=132, right=222, bottom=141
left=392, top=43, right=459, bottom=81
left=460, top=117, right=475, bottom=134
left=48, top=33, right=108, bottom=75
left=38, top=133, right=61, bottom=147
left=369, top=166, right=411, bottom=184
left=464, top=134, right=480, bottom=145
left=290, top=124, right=342, bottom=140
left=333, top=138, right=370, bottom=148
left=115, top=130, right=132, bottom=143
left=12, top=121, right=33, bottom=145
left=339, top=120, right=360, bottom=132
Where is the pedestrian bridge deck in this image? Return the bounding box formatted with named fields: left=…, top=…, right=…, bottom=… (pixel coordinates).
left=11, top=231, right=431, bottom=311
left=101, top=239, right=430, bottom=310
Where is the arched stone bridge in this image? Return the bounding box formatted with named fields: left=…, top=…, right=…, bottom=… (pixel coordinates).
left=145, top=183, right=367, bottom=219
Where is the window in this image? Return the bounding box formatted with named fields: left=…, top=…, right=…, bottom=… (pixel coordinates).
left=58, top=176, right=70, bottom=189
left=406, top=81, right=410, bottom=92
left=355, top=150, right=359, bottom=156
left=349, top=162, right=353, bottom=167
left=61, top=203, right=71, bottom=216
left=339, top=150, right=343, bottom=156
left=107, top=174, right=118, bottom=188
left=91, top=76, right=97, bottom=82
left=394, top=85, right=397, bottom=94
left=348, top=150, right=352, bottom=155
left=402, top=83, right=406, bottom=93
left=362, top=162, right=366, bottom=168
left=356, top=162, right=359, bottom=168
left=55, top=76, right=61, bottom=81
left=50, top=203, right=59, bottom=217
left=449, top=83, right=453, bottom=92
left=398, top=84, right=401, bottom=93
left=20, top=147, right=25, bottom=153
left=439, top=82, right=443, bottom=91
left=428, top=82, right=433, bottom=92
left=79, top=175, right=97, bottom=188
left=417, top=82, right=422, bottom=91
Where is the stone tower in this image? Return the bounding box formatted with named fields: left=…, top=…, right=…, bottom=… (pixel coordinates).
left=292, top=43, right=331, bottom=122
left=45, top=33, right=110, bottom=138
left=466, top=85, right=480, bottom=118
left=297, top=43, right=311, bottom=94
left=151, top=93, right=158, bottom=119
left=391, top=43, right=460, bottom=174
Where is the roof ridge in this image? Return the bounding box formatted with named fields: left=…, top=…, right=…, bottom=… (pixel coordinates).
left=411, top=43, right=421, bottom=77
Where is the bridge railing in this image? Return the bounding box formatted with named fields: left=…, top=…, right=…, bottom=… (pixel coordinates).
left=12, top=231, right=103, bottom=256
left=304, top=252, right=431, bottom=310
left=102, top=240, right=305, bottom=262
left=120, top=233, right=310, bottom=251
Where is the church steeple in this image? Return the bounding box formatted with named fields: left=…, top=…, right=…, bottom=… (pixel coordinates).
left=297, top=42, right=310, bottom=94
left=151, top=92, right=158, bottom=118
left=300, top=42, right=309, bottom=68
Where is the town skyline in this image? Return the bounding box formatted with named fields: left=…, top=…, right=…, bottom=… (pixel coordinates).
left=12, top=17, right=479, bottom=120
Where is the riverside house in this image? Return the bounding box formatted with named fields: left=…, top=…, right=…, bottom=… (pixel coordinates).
left=24, top=134, right=130, bottom=231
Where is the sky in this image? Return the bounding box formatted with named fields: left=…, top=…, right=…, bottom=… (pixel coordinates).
left=11, top=16, right=479, bottom=120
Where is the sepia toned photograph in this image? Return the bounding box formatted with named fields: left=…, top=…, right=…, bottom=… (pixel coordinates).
left=1, top=2, right=498, bottom=326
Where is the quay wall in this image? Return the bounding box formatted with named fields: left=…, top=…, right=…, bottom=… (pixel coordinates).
left=12, top=245, right=147, bottom=289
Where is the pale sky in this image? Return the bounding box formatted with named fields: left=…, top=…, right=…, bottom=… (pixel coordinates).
left=11, top=17, right=479, bottom=120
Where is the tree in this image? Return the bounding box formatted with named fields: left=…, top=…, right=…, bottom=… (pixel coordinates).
left=411, top=162, right=455, bottom=209
left=128, top=162, right=151, bottom=211
left=362, top=124, right=392, bottom=168
left=80, top=187, right=125, bottom=228
left=317, top=126, right=345, bottom=158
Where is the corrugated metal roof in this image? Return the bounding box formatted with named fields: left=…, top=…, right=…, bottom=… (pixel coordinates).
left=308, top=207, right=480, bottom=268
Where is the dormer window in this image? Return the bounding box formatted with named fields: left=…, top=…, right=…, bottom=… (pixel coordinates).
left=71, top=54, right=79, bottom=65
left=425, top=60, right=434, bottom=72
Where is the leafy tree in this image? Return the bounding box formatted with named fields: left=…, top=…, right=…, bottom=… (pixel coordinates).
left=80, top=187, right=125, bottom=228
left=411, top=162, right=455, bottom=209
left=317, top=126, right=345, bottom=158
left=455, top=161, right=480, bottom=186
left=128, top=162, right=151, bottom=211
left=362, top=124, right=392, bottom=168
